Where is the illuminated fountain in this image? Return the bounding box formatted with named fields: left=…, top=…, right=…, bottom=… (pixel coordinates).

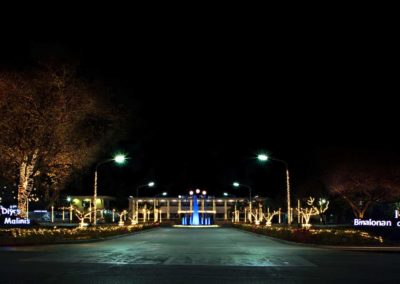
left=190, top=193, right=200, bottom=225
left=177, top=189, right=218, bottom=227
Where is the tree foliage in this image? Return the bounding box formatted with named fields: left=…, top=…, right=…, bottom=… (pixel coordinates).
left=0, top=62, right=121, bottom=216
left=323, top=162, right=400, bottom=219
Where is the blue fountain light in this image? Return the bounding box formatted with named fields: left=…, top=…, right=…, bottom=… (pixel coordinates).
left=177, top=189, right=218, bottom=227
left=191, top=194, right=200, bottom=225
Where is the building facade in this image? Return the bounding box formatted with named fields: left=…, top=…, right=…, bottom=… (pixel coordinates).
left=128, top=196, right=269, bottom=224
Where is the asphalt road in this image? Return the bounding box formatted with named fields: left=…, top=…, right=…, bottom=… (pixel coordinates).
left=1, top=227, right=399, bottom=283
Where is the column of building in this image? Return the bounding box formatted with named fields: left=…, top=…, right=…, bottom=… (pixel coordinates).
left=224, top=200, right=228, bottom=220
left=167, top=200, right=170, bottom=219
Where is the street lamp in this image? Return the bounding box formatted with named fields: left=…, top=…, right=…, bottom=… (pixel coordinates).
left=136, top=181, right=155, bottom=199
left=67, top=196, right=73, bottom=223
left=233, top=182, right=254, bottom=223
left=257, top=153, right=291, bottom=225
left=154, top=191, right=167, bottom=198
left=93, top=154, right=127, bottom=225
left=232, top=182, right=252, bottom=204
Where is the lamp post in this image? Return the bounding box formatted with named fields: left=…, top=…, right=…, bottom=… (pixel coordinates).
left=233, top=182, right=253, bottom=223
left=257, top=153, right=291, bottom=225
left=93, top=154, right=126, bottom=225
left=134, top=182, right=154, bottom=224
left=67, top=196, right=73, bottom=223
left=136, top=182, right=155, bottom=199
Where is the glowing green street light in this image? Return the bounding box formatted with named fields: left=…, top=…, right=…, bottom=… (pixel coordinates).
left=93, top=154, right=127, bottom=225
left=114, top=154, right=127, bottom=164
left=257, top=154, right=268, bottom=161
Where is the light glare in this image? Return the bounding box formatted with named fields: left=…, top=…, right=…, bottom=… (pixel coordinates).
left=114, top=154, right=126, bottom=164
left=257, top=154, right=268, bottom=161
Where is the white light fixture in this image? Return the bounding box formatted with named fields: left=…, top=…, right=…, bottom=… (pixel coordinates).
left=114, top=154, right=126, bottom=164
left=257, top=154, right=268, bottom=161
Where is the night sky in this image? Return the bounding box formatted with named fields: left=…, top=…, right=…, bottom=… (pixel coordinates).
left=1, top=19, right=398, bottom=200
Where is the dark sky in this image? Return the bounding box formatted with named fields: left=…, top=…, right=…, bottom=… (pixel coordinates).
left=1, top=18, right=398, bottom=200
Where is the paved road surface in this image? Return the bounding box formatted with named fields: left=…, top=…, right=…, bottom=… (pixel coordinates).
left=1, top=227, right=399, bottom=283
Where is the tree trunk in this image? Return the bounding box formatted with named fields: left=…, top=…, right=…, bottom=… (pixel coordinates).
left=17, top=150, right=38, bottom=218
left=359, top=202, right=371, bottom=219
left=343, top=197, right=371, bottom=219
